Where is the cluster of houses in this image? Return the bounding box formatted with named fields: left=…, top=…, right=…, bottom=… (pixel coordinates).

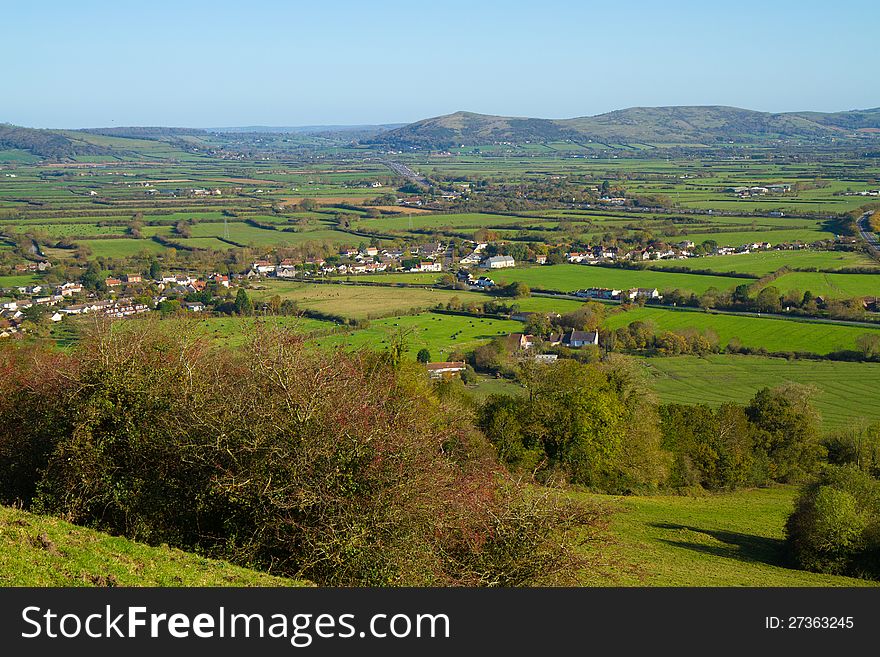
left=456, top=270, right=497, bottom=289
left=724, top=184, right=791, bottom=196
left=0, top=268, right=241, bottom=337
left=248, top=241, right=517, bottom=279
left=0, top=296, right=151, bottom=336
left=565, top=239, right=775, bottom=265
left=573, top=287, right=661, bottom=301
left=506, top=329, right=599, bottom=351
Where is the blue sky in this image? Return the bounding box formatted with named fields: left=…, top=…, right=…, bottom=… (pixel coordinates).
left=3, top=0, right=877, bottom=128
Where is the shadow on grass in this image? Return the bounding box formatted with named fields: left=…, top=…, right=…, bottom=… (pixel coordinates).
left=651, top=523, right=786, bottom=567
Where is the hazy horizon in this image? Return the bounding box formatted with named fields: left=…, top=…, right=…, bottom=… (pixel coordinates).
left=4, top=0, right=878, bottom=128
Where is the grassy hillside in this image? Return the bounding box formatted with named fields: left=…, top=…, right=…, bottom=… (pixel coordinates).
left=371, top=106, right=880, bottom=148
left=578, top=486, right=875, bottom=586
left=0, top=505, right=309, bottom=586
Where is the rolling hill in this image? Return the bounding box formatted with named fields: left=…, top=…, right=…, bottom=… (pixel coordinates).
left=0, top=124, right=117, bottom=160
left=368, top=106, right=880, bottom=148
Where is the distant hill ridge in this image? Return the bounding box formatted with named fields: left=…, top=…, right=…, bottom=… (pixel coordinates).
left=368, top=106, right=880, bottom=148
left=4, top=105, right=880, bottom=159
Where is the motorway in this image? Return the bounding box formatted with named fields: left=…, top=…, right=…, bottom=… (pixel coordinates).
left=379, top=160, right=429, bottom=187
left=857, top=210, right=880, bottom=255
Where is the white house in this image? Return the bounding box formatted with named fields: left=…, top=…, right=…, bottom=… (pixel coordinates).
left=481, top=255, right=515, bottom=269
left=417, top=261, right=442, bottom=273
left=562, top=330, right=599, bottom=348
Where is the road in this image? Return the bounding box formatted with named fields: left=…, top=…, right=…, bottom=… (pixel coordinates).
left=379, top=159, right=429, bottom=187
left=857, top=210, right=879, bottom=256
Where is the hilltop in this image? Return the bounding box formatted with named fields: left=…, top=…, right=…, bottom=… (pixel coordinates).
left=0, top=505, right=309, bottom=586
left=368, top=105, right=880, bottom=148
left=4, top=105, right=880, bottom=161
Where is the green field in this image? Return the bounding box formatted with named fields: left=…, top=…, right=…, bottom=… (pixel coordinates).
left=762, top=271, right=880, bottom=299
left=313, top=312, right=521, bottom=360
left=493, top=264, right=744, bottom=294
left=253, top=282, right=489, bottom=320
left=604, top=305, right=880, bottom=354
left=352, top=212, right=538, bottom=233
left=640, top=354, right=880, bottom=429
left=674, top=227, right=835, bottom=247
left=77, top=238, right=166, bottom=258
left=578, top=486, right=873, bottom=586
left=0, top=274, right=39, bottom=288
left=0, top=505, right=305, bottom=586
left=151, top=315, right=340, bottom=346
left=649, top=250, right=877, bottom=275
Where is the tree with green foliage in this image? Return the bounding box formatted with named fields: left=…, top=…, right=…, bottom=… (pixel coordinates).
left=234, top=288, right=254, bottom=316
left=746, top=384, right=824, bottom=483
left=480, top=359, right=667, bottom=491
left=786, top=465, right=880, bottom=579
left=81, top=262, right=105, bottom=292
left=416, top=348, right=431, bottom=363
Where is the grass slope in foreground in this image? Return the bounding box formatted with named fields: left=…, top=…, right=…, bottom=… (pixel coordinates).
left=579, top=486, right=874, bottom=586
left=0, top=506, right=308, bottom=586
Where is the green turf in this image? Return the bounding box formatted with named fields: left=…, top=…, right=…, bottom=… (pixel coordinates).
left=576, top=486, right=874, bottom=586
left=648, top=250, right=876, bottom=275
left=76, top=238, right=167, bottom=258
left=254, top=282, right=489, bottom=320
left=639, top=354, right=880, bottom=430
left=0, top=505, right=308, bottom=586
left=313, top=312, right=521, bottom=360
left=762, top=271, right=880, bottom=299
left=0, top=274, right=40, bottom=288
left=603, top=305, right=880, bottom=354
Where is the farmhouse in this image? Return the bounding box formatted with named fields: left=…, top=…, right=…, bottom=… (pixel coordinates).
left=459, top=251, right=483, bottom=266
left=627, top=287, right=661, bottom=300
left=251, top=260, right=276, bottom=274
left=575, top=288, right=621, bottom=300
left=506, top=333, right=537, bottom=350
left=562, top=330, right=599, bottom=348
left=183, top=301, right=206, bottom=312
left=426, top=362, right=467, bottom=380
left=416, top=261, right=442, bottom=272
left=481, top=255, right=515, bottom=269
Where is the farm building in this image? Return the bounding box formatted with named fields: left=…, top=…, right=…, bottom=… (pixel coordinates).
left=562, top=330, right=599, bottom=348
left=481, top=255, right=515, bottom=269
left=426, top=362, right=467, bottom=380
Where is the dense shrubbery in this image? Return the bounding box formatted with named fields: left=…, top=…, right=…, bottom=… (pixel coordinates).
left=0, top=322, right=601, bottom=586
left=786, top=465, right=880, bottom=579
left=659, top=385, right=824, bottom=490
left=478, top=357, right=669, bottom=493
left=479, top=358, right=825, bottom=494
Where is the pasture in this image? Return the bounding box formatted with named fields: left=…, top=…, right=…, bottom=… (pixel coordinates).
left=648, top=249, right=877, bottom=275
left=490, top=264, right=744, bottom=294
left=603, top=305, right=880, bottom=354
left=577, top=486, right=874, bottom=586
left=640, top=354, right=880, bottom=430
left=761, top=271, right=880, bottom=299
left=313, top=312, right=521, bottom=361
left=252, top=282, right=489, bottom=320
